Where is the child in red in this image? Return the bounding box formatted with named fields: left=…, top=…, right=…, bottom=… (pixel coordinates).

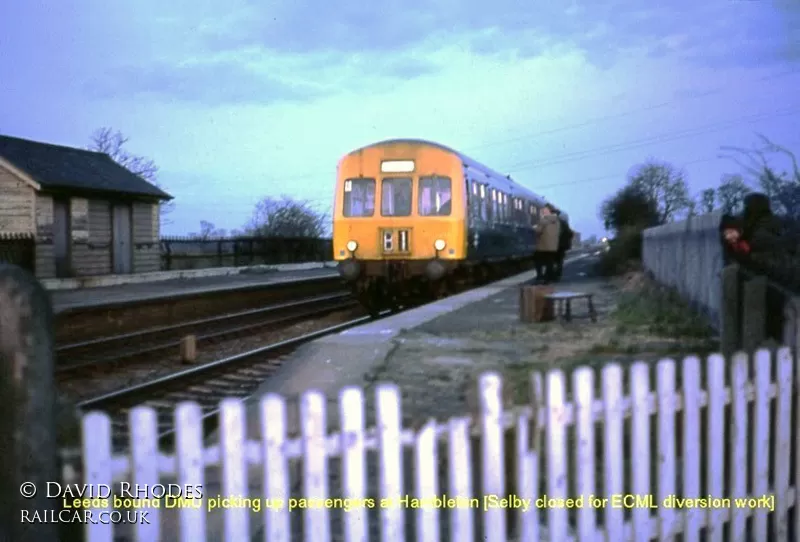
left=719, top=214, right=750, bottom=257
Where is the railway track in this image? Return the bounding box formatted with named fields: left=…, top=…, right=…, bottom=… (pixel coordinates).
left=56, top=290, right=355, bottom=374
left=76, top=313, right=386, bottom=451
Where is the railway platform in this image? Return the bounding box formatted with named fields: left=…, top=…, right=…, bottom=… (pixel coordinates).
left=50, top=265, right=339, bottom=313
left=155, top=251, right=618, bottom=541
left=236, top=251, right=606, bottom=434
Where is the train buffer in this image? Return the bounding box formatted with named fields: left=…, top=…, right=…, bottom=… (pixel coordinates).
left=545, top=290, right=598, bottom=323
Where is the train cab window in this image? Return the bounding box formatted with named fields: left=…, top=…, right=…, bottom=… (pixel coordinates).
left=381, top=177, right=412, bottom=216
left=343, top=178, right=375, bottom=217
left=419, top=175, right=452, bottom=216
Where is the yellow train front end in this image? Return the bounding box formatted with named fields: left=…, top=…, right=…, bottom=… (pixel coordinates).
left=332, top=140, right=467, bottom=311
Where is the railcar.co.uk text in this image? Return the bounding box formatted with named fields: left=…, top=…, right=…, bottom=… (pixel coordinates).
left=18, top=481, right=776, bottom=523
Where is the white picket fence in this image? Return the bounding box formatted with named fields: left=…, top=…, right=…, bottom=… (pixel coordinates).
left=81, top=347, right=800, bottom=542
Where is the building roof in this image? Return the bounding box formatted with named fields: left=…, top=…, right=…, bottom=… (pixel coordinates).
left=0, top=135, right=173, bottom=200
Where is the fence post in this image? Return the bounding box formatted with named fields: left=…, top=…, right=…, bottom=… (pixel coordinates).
left=720, top=264, right=741, bottom=355
left=782, top=296, right=800, bottom=352
left=162, top=240, right=172, bottom=271
left=0, top=264, right=60, bottom=542
left=742, top=275, right=768, bottom=353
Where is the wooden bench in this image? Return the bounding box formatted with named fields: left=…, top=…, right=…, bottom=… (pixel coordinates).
left=544, top=291, right=597, bottom=322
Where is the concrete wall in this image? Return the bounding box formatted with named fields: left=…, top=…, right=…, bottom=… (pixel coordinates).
left=642, top=211, right=724, bottom=329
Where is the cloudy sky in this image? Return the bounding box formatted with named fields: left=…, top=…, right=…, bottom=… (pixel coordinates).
left=2, top=0, right=798, bottom=237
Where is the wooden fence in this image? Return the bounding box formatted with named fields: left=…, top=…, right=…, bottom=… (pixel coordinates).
left=1, top=262, right=798, bottom=541
left=76, top=349, right=799, bottom=542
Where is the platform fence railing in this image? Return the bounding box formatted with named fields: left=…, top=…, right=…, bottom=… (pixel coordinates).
left=75, top=348, right=800, bottom=542
left=2, top=262, right=799, bottom=542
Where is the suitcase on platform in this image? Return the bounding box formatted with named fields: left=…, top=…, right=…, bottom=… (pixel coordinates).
left=519, top=285, right=555, bottom=323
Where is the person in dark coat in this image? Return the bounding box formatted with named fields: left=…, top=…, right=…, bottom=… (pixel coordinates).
left=741, top=193, right=782, bottom=251
left=554, top=210, right=573, bottom=281
left=739, top=193, right=784, bottom=274
left=533, top=204, right=561, bottom=283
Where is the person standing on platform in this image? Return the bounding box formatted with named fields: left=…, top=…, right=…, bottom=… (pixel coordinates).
left=554, top=210, right=573, bottom=281
left=534, top=204, right=561, bottom=283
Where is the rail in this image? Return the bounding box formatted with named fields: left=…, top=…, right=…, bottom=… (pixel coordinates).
left=55, top=291, right=353, bottom=372
left=77, top=313, right=388, bottom=450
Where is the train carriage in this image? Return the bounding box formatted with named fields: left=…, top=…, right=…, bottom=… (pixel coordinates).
left=332, top=139, right=561, bottom=314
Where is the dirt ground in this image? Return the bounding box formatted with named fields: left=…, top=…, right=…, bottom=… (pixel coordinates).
left=362, top=269, right=719, bottom=425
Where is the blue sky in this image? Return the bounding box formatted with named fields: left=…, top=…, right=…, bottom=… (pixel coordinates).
left=1, top=0, right=798, bottom=238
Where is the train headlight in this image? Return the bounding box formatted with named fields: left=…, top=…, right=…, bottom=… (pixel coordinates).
left=434, top=239, right=446, bottom=251
left=346, top=240, right=358, bottom=252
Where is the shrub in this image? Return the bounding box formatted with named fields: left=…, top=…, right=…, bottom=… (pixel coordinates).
left=596, top=227, right=643, bottom=276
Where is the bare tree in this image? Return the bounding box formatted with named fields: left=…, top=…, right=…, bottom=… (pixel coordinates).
left=699, top=188, right=716, bottom=213
left=190, top=220, right=227, bottom=239
left=88, top=127, right=174, bottom=224
left=719, top=134, right=800, bottom=217
left=245, top=196, right=328, bottom=238
left=716, top=174, right=751, bottom=215
left=628, top=160, right=691, bottom=223
left=685, top=199, right=697, bottom=219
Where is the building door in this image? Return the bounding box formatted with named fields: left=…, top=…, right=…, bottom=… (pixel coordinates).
left=112, top=203, right=133, bottom=274
left=52, top=199, right=71, bottom=278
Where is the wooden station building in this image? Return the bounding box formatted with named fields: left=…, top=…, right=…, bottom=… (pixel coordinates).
left=0, top=135, right=173, bottom=278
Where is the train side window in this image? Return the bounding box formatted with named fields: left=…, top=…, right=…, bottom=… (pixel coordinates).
left=467, top=181, right=481, bottom=222
left=480, top=184, right=488, bottom=220
left=343, top=178, right=376, bottom=217
left=381, top=177, right=412, bottom=217
left=419, top=175, right=452, bottom=216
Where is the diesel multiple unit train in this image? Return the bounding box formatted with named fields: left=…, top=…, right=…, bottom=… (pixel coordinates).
left=332, top=139, right=567, bottom=314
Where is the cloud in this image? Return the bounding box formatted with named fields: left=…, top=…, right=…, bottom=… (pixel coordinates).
left=71, top=0, right=798, bottom=106
left=189, top=0, right=798, bottom=71
left=84, top=43, right=445, bottom=105
left=84, top=56, right=324, bottom=106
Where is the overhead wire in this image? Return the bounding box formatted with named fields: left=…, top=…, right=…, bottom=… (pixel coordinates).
left=505, top=107, right=800, bottom=172
left=274, top=67, right=798, bottom=185
left=532, top=136, right=800, bottom=192
left=461, top=68, right=800, bottom=154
